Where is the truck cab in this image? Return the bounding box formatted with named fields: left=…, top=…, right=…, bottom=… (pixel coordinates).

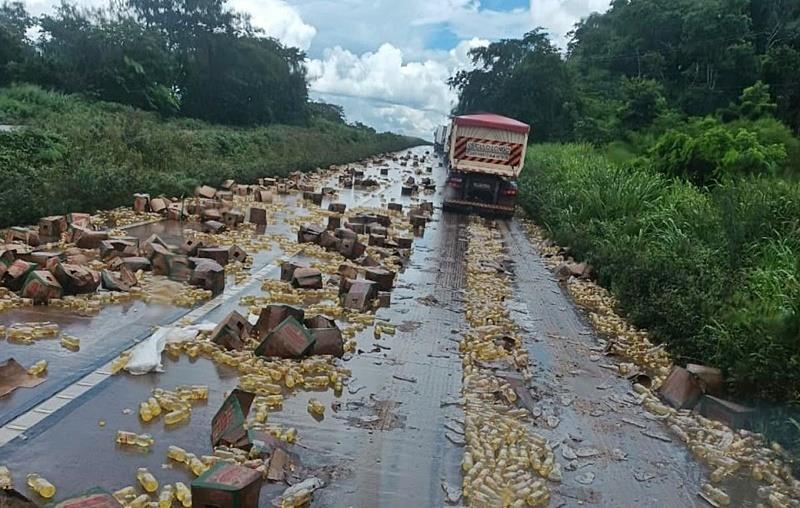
left=442, top=113, right=529, bottom=217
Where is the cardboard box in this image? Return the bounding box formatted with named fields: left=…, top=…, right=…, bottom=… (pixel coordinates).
left=210, top=311, right=252, bottom=351
left=328, top=203, right=347, bottom=213
left=196, top=185, right=217, bottom=199
left=101, top=270, right=131, bottom=292
left=697, top=395, right=755, bottom=429
left=253, top=305, right=304, bottom=340
left=365, top=267, right=395, bottom=292
left=180, top=238, right=205, bottom=257
left=22, top=270, right=63, bottom=304
left=254, top=316, right=316, bottom=359
left=5, top=259, right=38, bottom=291
left=39, top=216, right=68, bottom=239
left=202, top=209, right=223, bottom=222
left=191, top=463, right=262, bottom=508
left=211, top=389, right=255, bottom=449
left=280, top=261, right=305, bottom=282
left=254, top=190, right=273, bottom=203
left=132, top=193, right=150, bottom=213
left=223, top=210, right=245, bottom=228
left=291, top=267, right=323, bottom=290
left=45, top=488, right=121, bottom=508
left=24, top=250, right=64, bottom=267
left=6, top=226, right=41, bottom=247
left=343, top=280, right=377, bottom=311
left=203, top=220, right=227, bottom=234
left=189, top=260, right=225, bottom=296
left=297, top=224, right=324, bottom=244
left=327, top=216, right=341, bottom=231
left=659, top=366, right=702, bottom=409
left=395, top=236, right=413, bottom=249
left=387, top=203, right=403, bottom=212
left=120, top=257, right=151, bottom=272
left=318, top=230, right=341, bottom=251
left=152, top=252, right=192, bottom=282
left=248, top=207, right=267, bottom=226
left=149, top=197, right=168, bottom=213
left=198, top=247, right=231, bottom=266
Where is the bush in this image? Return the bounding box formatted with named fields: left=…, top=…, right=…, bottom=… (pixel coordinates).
left=0, top=85, right=423, bottom=226
left=519, top=143, right=800, bottom=402
left=644, top=117, right=788, bottom=186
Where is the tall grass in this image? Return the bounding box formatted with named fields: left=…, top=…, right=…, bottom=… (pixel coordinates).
left=0, top=85, right=423, bottom=227
left=519, top=143, right=800, bottom=402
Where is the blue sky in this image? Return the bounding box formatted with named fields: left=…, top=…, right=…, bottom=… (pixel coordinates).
left=22, top=0, right=612, bottom=137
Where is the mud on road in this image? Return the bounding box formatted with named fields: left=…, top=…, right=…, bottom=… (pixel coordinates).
left=0, top=146, right=781, bottom=507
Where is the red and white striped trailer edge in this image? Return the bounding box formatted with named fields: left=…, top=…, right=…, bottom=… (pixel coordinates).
left=447, top=113, right=530, bottom=177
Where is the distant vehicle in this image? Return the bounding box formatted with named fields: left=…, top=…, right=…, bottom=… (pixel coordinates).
left=442, top=113, right=530, bottom=217
left=433, top=124, right=450, bottom=154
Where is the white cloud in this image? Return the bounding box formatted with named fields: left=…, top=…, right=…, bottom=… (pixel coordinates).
left=19, top=0, right=612, bottom=136
left=230, top=0, right=316, bottom=51
left=307, top=38, right=489, bottom=138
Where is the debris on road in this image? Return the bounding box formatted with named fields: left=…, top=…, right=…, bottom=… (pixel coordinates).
left=459, top=220, right=553, bottom=507
left=0, top=358, right=46, bottom=397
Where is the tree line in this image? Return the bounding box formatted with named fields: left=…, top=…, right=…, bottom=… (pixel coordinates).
left=450, top=0, right=800, bottom=182
left=0, top=0, right=348, bottom=127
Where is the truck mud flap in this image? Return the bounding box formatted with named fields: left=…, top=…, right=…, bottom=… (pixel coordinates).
left=443, top=199, right=515, bottom=218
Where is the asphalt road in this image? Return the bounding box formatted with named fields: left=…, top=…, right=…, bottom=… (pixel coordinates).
left=0, top=146, right=765, bottom=507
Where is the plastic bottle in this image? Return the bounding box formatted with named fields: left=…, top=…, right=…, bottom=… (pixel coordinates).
left=135, top=434, right=155, bottom=448
left=167, top=445, right=188, bottom=463
left=116, top=431, right=138, bottom=445
left=129, top=494, right=150, bottom=508
left=110, top=353, right=129, bottom=374
left=27, top=360, right=48, bottom=377
left=175, top=482, right=191, bottom=507
left=60, top=335, right=80, bottom=351
left=137, top=468, right=159, bottom=493
left=0, top=466, right=11, bottom=489
left=158, top=485, right=175, bottom=508
left=165, top=408, right=190, bottom=425
left=148, top=397, right=162, bottom=417
left=307, top=399, right=325, bottom=416
left=188, top=455, right=207, bottom=477
left=26, top=473, right=56, bottom=498
left=113, top=486, right=137, bottom=503
left=701, top=484, right=731, bottom=506
left=140, top=401, right=154, bottom=422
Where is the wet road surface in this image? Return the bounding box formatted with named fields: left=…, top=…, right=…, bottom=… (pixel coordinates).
left=0, top=147, right=765, bottom=506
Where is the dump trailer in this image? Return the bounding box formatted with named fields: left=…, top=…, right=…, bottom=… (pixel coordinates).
left=442, top=113, right=530, bottom=217
left=433, top=124, right=450, bottom=154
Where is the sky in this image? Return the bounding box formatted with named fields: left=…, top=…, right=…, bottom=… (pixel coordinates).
left=21, top=0, right=612, bottom=138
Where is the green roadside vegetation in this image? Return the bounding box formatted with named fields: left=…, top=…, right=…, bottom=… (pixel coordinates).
left=449, top=0, right=800, bottom=454
left=0, top=85, right=421, bottom=227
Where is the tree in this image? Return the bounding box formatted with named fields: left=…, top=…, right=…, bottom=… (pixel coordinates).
left=0, top=1, right=33, bottom=85
left=734, top=81, right=777, bottom=120
left=617, top=78, right=668, bottom=131
left=35, top=3, right=179, bottom=114
left=449, top=29, right=576, bottom=142
left=180, top=33, right=308, bottom=125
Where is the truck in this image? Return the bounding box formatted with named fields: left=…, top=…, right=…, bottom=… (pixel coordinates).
left=442, top=113, right=530, bottom=217
left=433, top=124, right=449, bottom=154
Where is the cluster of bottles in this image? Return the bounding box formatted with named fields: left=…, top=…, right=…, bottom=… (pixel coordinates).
left=137, top=385, right=208, bottom=426
left=49, top=295, right=103, bottom=316
left=527, top=217, right=800, bottom=505
left=459, top=222, right=553, bottom=507
left=114, top=481, right=191, bottom=508
left=0, top=287, right=26, bottom=312
left=4, top=322, right=59, bottom=344
left=372, top=322, right=396, bottom=339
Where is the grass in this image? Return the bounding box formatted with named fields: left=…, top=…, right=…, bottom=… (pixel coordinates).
left=519, top=142, right=800, bottom=459
left=0, top=84, right=424, bottom=227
